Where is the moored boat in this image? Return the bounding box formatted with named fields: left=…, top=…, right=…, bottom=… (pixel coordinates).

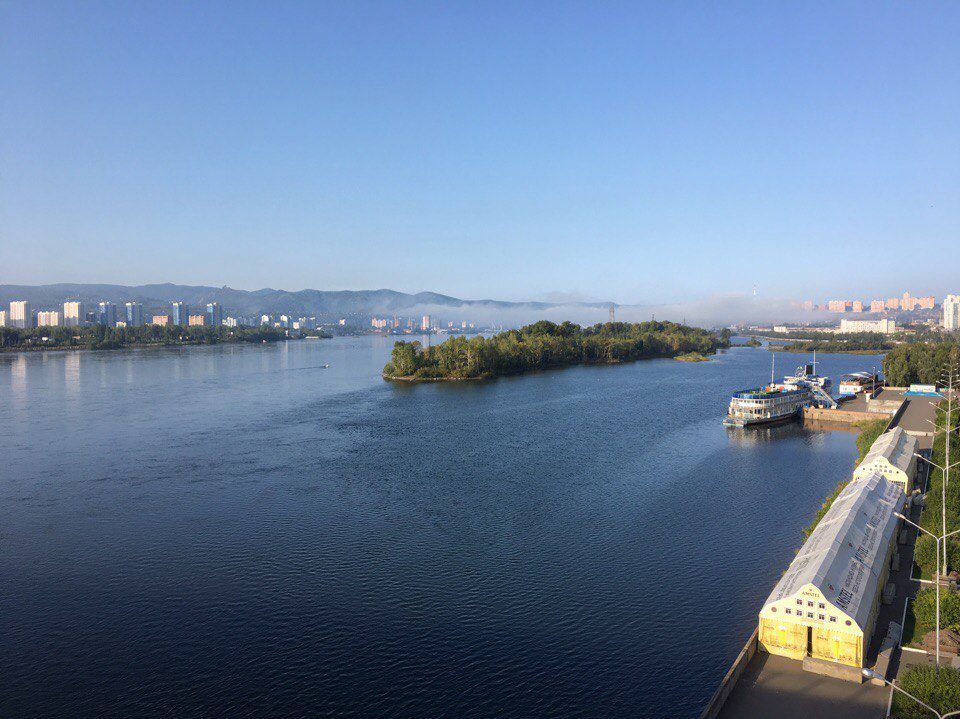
left=723, top=385, right=812, bottom=427
left=724, top=354, right=814, bottom=427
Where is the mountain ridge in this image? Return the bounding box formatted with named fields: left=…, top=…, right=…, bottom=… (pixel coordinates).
left=0, top=283, right=616, bottom=318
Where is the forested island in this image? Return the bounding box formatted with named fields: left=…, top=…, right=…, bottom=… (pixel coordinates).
left=382, top=320, right=730, bottom=381
left=0, top=324, right=293, bottom=351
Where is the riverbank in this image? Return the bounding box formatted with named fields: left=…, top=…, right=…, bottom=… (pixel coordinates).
left=382, top=355, right=661, bottom=382
left=0, top=325, right=320, bottom=352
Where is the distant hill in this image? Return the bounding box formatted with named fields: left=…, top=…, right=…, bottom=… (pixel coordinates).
left=0, top=283, right=614, bottom=319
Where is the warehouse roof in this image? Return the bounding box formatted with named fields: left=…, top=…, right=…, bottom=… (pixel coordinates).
left=761, top=472, right=901, bottom=631
left=857, top=426, right=918, bottom=476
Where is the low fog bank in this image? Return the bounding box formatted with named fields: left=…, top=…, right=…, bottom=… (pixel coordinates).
left=395, top=294, right=825, bottom=331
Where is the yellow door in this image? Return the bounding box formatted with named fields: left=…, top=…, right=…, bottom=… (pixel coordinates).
left=812, top=627, right=842, bottom=661
left=760, top=618, right=807, bottom=659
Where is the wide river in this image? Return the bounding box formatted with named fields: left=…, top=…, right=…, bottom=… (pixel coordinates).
left=0, top=337, right=884, bottom=718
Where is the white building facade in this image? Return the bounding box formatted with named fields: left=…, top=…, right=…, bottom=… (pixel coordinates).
left=839, top=318, right=897, bottom=334
left=9, top=301, right=31, bottom=328
left=945, top=294, right=960, bottom=331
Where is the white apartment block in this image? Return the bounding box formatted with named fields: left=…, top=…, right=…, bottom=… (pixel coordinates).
left=37, top=311, right=62, bottom=327
left=9, top=300, right=31, bottom=328
left=945, top=295, right=960, bottom=331
left=63, top=301, right=83, bottom=326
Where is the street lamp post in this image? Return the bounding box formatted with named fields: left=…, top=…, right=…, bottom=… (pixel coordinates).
left=862, top=668, right=960, bottom=719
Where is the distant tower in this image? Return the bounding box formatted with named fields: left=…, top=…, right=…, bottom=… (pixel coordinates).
left=609, top=304, right=615, bottom=322
left=752, top=285, right=758, bottom=298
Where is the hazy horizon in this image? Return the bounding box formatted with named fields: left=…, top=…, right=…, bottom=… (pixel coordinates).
left=3, top=3, right=959, bottom=303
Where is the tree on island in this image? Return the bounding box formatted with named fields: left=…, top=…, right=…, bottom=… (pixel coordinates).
left=383, top=320, right=728, bottom=381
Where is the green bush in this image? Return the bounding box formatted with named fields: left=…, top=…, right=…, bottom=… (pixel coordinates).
left=894, top=664, right=960, bottom=717
left=912, top=587, right=960, bottom=630
left=914, top=534, right=938, bottom=578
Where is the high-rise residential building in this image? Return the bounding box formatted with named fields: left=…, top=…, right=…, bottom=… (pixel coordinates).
left=205, top=302, right=222, bottom=327
left=37, top=311, right=61, bottom=327
left=152, top=315, right=170, bottom=326
left=97, top=301, right=117, bottom=327
left=9, top=300, right=32, bottom=328
left=224, top=317, right=238, bottom=328
left=125, top=302, right=144, bottom=327
left=188, top=315, right=205, bottom=326
left=852, top=301, right=864, bottom=313
left=421, top=314, right=431, bottom=331
left=944, top=295, right=960, bottom=331
left=901, top=292, right=917, bottom=312
left=63, top=301, right=83, bottom=326
left=801, top=300, right=814, bottom=312
left=918, top=296, right=936, bottom=310
left=171, top=302, right=188, bottom=326
left=870, top=300, right=885, bottom=313
left=886, top=298, right=900, bottom=310
left=0, top=310, right=6, bottom=327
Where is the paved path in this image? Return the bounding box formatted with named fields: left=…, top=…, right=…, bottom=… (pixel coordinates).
left=718, top=653, right=888, bottom=719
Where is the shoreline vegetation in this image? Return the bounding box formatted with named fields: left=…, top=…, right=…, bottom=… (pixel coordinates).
left=382, top=320, right=730, bottom=381
left=0, top=325, right=304, bottom=352
left=674, top=352, right=709, bottom=362
left=770, top=345, right=884, bottom=355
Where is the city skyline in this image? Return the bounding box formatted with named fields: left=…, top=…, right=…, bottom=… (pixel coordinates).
left=3, top=3, right=960, bottom=303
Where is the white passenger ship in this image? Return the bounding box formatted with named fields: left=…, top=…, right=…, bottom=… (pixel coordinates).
left=724, top=356, right=814, bottom=427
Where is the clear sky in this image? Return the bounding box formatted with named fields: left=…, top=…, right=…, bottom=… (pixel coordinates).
left=2, top=1, right=958, bottom=304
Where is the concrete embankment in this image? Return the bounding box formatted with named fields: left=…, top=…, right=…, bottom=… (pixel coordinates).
left=698, top=629, right=758, bottom=719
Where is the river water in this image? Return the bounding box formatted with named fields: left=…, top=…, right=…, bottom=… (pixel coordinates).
left=0, top=338, right=884, bottom=718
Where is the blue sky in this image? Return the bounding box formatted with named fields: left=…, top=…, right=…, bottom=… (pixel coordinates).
left=2, top=1, right=958, bottom=304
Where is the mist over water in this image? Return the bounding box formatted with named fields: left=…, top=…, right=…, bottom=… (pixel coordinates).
left=400, top=292, right=823, bottom=330
left=0, top=339, right=882, bottom=718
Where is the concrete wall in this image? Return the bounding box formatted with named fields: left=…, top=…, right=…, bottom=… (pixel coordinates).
left=803, top=407, right=892, bottom=424
left=698, top=628, right=758, bottom=719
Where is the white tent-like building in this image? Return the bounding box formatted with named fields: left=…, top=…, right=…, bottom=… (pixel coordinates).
left=853, top=426, right=918, bottom=496
left=758, top=472, right=901, bottom=668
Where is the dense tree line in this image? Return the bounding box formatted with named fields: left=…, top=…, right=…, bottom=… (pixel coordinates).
left=883, top=343, right=960, bottom=387
left=777, top=334, right=894, bottom=353
left=0, top=324, right=287, bottom=350
left=383, top=320, right=730, bottom=380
